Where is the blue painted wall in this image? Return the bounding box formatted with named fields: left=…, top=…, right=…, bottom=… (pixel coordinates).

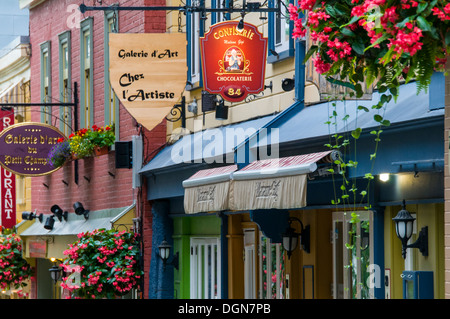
left=148, top=200, right=175, bottom=299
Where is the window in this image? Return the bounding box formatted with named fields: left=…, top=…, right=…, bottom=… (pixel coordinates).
left=332, top=211, right=373, bottom=299
left=40, top=41, right=51, bottom=124
left=80, top=18, right=93, bottom=129
left=187, top=0, right=204, bottom=86
left=268, top=0, right=294, bottom=63
left=59, top=31, right=72, bottom=136
left=104, top=10, right=119, bottom=141
left=190, top=237, right=221, bottom=299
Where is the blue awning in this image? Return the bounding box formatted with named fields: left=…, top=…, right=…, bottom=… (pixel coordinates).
left=140, top=80, right=444, bottom=178
left=254, top=81, right=443, bottom=149
left=139, top=114, right=277, bottom=175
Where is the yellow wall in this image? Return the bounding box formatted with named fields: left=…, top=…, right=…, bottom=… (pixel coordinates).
left=384, top=203, right=445, bottom=299
left=164, top=1, right=321, bottom=139
left=227, top=210, right=333, bottom=299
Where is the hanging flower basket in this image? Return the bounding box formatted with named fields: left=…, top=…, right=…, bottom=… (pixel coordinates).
left=289, top=0, right=450, bottom=95
left=47, top=139, right=71, bottom=168
left=0, top=228, right=33, bottom=296
left=61, top=228, right=143, bottom=299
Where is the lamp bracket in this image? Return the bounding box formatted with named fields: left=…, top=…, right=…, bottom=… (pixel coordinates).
left=287, top=217, right=310, bottom=254
left=407, top=226, right=428, bottom=257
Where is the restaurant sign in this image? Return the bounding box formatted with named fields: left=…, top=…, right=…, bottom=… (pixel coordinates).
left=0, top=109, right=15, bottom=229
left=0, top=122, right=67, bottom=177
left=200, top=21, right=268, bottom=103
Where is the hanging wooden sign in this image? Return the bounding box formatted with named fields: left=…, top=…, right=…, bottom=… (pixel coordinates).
left=200, top=21, right=268, bottom=103
left=109, top=33, right=187, bottom=131
left=0, top=122, right=67, bottom=177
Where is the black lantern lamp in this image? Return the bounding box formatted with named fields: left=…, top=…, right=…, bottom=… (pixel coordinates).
left=158, top=239, right=179, bottom=270
left=392, top=200, right=428, bottom=259
left=49, top=265, right=63, bottom=284
left=73, top=202, right=89, bottom=220
left=22, top=211, right=43, bottom=223
left=50, top=205, right=68, bottom=222
left=282, top=217, right=310, bottom=259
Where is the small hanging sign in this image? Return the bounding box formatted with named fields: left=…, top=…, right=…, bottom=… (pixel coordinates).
left=200, top=21, right=268, bottom=103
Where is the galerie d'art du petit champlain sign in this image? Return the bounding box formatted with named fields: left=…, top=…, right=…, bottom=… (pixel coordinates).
left=200, top=21, right=268, bottom=103
left=0, top=122, right=67, bottom=177
left=109, top=33, right=187, bottom=131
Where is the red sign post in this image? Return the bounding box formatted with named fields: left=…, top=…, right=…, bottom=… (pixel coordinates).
left=0, top=109, right=15, bottom=229
left=200, top=21, right=268, bottom=103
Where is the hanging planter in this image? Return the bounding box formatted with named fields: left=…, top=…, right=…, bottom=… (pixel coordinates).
left=289, top=0, right=450, bottom=95
left=61, top=228, right=143, bottom=299
left=48, top=124, right=115, bottom=164
left=0, top=228, right=33, bottom=296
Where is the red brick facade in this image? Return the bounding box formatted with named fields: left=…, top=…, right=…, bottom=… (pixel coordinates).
left=29, top=0, right=166, bottom=298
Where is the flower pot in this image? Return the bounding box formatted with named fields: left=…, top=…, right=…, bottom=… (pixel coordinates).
left=94, top=145, right=109, bottom=156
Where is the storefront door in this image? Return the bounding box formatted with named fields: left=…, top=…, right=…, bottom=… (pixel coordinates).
left=190, top=237, right=221, bottom=299
left=332, top=211, right=374, bottom=299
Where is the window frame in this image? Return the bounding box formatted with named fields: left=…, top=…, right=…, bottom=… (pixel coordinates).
left=267, top=0, right=294, bottom=63
left=104, top=10, right=120, bottom=144
left=58, top=30, right=72, bottom=136
left=40, top=41, right=51, bottom=124
left=80, top=17, right=94, bottom=129
left=186, top=0, right=205, bottom=89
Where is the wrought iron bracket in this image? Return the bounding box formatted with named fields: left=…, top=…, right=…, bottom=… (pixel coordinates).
left=165, top=96, right=186, bottom=128
left=80, top=1, right=282, bottom=15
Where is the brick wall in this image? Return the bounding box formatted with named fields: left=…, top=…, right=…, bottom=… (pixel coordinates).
left=445, top=59, right=450, bottom=298
left=29, top=0, right=167, bottom=299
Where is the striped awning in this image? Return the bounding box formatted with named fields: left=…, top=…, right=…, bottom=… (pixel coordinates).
left=229, top=151, right=333, bottom=211
left=183, top=151, right=335, bottom=214
left=183, top=165, right=238, bottom=214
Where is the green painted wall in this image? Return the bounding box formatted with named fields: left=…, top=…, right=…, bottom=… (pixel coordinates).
left=173, top=214, right=221, bottom=299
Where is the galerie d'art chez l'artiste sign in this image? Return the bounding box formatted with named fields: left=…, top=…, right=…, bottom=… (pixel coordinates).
left=109, top=33, right=187, bottom=131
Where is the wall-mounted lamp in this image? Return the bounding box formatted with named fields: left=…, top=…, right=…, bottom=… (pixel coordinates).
left=22, top=211, right=43, bottom=223
left=158, top=239, right=179, bottom=270
left=44, top=215, right=55, bottom=230
left=379, top=173, right=390, bottom=182
left=392, top=200, right=428, bottom=259
left=281, top=77, right=295, bottom=92
left=49, top=265, right=63, bottom=284
left=188, top=98, right=198, bottom=115
left=50, top=205, right=68, bottom=222
left=73, top=202, right=89, bottom=220
left=282, top=217, right=310, bottom=259
left=215, top=97, right=228, bottom=120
